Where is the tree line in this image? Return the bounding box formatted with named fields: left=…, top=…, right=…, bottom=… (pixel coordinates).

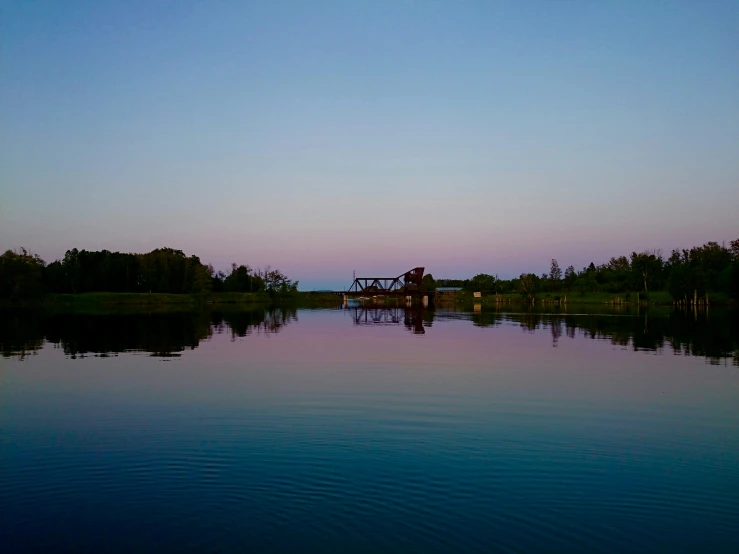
left=434, top=239, right=739, bottom=302
left=0, top=247, right=298, bottom=300
left=3, top=239, right=737, bottom=302
left=2, top=306, right=298, bottom=359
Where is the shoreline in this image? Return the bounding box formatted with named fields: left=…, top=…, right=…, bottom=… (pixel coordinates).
left=1, top=290, right=735, bottom=311
left=0, top=291, right=344, bottom=310
left=437, top=290, right=735, bottom=308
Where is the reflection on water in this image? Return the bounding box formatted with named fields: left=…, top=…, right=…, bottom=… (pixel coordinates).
left=465, top=307, right=739, bottom=365
left=1, top=305, right=738, bottom=553
left=348, top=306, right=431, bottom=334
left=2, top=305, right=738, bottom=365
left=0, top=306, right=299, bottom=360
left=351, top=305, right=739, bottom=364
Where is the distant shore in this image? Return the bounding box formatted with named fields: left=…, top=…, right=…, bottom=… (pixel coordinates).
left=0, top=291, right=343, bottom=310
left=440, top=290, right=734, bottom=307
left=2, top=290, right=735, bottom=311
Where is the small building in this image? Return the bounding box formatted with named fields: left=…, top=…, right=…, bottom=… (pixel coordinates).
left=435, top=287, right=462, bottom=301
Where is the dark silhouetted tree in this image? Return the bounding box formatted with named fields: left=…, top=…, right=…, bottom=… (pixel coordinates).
left=420, top=274, right=436, bottom=291
left=0, top=249, right=45, bottom=299
left=550, top=259, right=562, bottom=281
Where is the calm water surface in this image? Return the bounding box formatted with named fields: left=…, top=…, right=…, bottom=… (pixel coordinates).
left=1, top=306, right=738, bottom=553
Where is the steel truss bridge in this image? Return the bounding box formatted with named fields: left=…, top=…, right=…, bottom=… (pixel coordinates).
left=344, top=267, right=426, bottom=297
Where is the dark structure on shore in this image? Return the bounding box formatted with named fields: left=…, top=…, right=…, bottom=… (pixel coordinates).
left=345, top=267, right=425, bottom=298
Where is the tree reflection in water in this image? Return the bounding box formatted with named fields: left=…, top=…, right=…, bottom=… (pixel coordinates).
left=346, top=305, right=738, bottom=364
left=0, top=306, right=298, bottom=359
left=1, top=305, right=737, bottom=365
left=460, top=306, right=739, bottom=366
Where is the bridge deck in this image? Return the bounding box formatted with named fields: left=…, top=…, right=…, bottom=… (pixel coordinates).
left=334, top=289, right=436, bottom=298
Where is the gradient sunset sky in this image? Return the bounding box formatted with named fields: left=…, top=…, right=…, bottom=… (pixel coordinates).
left=2, top=1, right=737, bottom=289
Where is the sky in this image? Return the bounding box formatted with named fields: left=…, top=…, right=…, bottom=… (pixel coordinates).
left=1, top=0, right=737, bottom=290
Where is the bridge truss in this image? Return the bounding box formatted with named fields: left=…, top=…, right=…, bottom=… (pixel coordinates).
left=346, top=267, right=425, bottom=297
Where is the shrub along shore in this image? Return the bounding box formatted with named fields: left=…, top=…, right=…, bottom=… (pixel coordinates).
left=438, top=290, right=733, bottom=307
left=1, top=291, right=343, bottom=309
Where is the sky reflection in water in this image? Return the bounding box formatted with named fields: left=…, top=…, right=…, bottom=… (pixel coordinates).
left=1, top=306, right=738, bottom=553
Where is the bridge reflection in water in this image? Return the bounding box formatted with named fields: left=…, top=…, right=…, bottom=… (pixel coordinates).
left=346, top=306, right=429, bottom=335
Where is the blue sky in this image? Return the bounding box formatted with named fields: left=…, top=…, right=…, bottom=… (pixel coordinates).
left=1, top=0, right=737, bottom=289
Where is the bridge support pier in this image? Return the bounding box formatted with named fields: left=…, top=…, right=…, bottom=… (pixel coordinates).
left=343, top=294, right=348, bottom=307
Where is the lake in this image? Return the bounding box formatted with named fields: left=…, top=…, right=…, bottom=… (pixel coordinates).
left=1, top=305, right=738, bottom=553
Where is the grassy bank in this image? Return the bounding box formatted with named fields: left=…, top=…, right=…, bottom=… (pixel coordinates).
left=1, top=291, right=343, bottom=310
left=442, top=290, right=732, bottom=306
